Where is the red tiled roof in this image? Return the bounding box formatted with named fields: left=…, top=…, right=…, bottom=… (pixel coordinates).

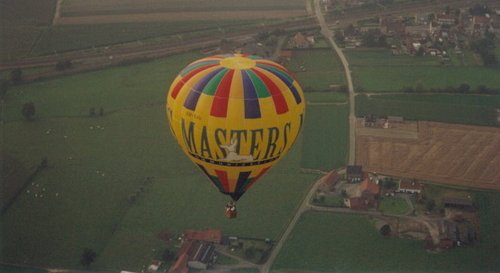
left=322, top=171, right=339, bottom=186
left=360, top=179, right=380, bottom=195
left=184, top=229, right=222, bottom=243
left=473, top=16, right=490, bottom=25
left=399, top=181, right=422, bottom=191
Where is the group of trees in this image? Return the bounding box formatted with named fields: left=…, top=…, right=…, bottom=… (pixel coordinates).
left=470, top=30, right=497, bottom=66
left=401, top=83, right=499, bottom=95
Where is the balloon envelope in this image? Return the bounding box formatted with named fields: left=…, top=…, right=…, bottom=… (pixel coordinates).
left=167, top=54, right=305, bottom=201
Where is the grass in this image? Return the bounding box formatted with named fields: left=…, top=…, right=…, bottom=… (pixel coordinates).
left=0, top=52, right=318, bottom=271
left=355, top=94, right=500, bottom=127
left=301, top=104, right=348, bottom=171
left=344, top=48, right=500, bottom=92
left=378, top=196, right=411, bottom=215
left=272, top=210, right=500, bottom=272
left=284, top=49, right=346, bottom=92
left=304, top=91, right=347, bottom=103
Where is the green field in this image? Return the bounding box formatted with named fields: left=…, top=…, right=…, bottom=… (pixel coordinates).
left=356, top=94, right=500, bottom=127
left=1, top=52, right=318, bottom=271
left=285, top=49, right=346, bottom=92
left=301, top=104, right=348, bottom=171
left=304, top=91, right=346, bottom=103
left=345, top=48, right=500, bottom=92
left=272, top=209, right=500, bottom=272
left=379, top=196, right=411, bottom=215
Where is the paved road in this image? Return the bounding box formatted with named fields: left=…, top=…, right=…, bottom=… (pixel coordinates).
left=314, top=0, right=356, bottom=165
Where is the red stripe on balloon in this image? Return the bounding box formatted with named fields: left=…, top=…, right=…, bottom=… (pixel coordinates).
left=251, top=68, right=288, bottom=114
left=210, top=69, right=234, bottom=117
left=215, top=170, right=230, bottom=192
left=170, top=64, right=218, bottom=99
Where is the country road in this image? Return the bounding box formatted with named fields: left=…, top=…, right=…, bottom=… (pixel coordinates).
left=314, top=0, right=356, bottom=165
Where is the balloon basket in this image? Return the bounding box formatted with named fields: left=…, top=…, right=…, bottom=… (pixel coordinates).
left=225, top=203, right=237, bottom=219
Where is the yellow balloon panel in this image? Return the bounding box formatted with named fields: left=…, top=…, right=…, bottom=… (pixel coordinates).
left=167, top=54, right=305, bottom=200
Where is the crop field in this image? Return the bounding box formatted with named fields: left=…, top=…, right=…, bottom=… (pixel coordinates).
left=31, top=19, right=261, bottom=55
left=57, top=0, right=306, bottom=24
left=356, top=121, right=500, bottom=191
left=0, top=52, right=323, bottom=271
left=285, top=49, right=346, bottom=92
left=271, top=209, right=500, bottom=272
left=0, top=0, right=56, bottom=27
left=301, top=104, right=348, bottom=171
left=344, top=49, right=500, bottom=92
left=356, top=94, right=500, bottom=127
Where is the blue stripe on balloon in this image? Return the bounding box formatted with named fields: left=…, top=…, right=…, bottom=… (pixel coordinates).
left=256, top=64, right=302, bottom=105
left=184, top=67, right=224, bottom=111
left=241, top=71, right=262, bottom=119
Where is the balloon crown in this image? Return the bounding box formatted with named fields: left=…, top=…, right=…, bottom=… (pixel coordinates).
left=170, top=54, right=302, bottom=119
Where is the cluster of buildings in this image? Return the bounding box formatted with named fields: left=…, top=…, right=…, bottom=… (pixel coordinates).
left=162, top=229, right=222, bottom=273
left=317, top=164, right=479, bottom=252
left=341, top=4, right=500, bottom=59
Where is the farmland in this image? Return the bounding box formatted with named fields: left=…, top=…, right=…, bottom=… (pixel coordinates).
left=301, top=104, right=348, bottom=171
left=31, top=19, right=263, bottom=55
left=56, top=0, right=307, bottom=24
left=345, top=48, right=500, bottom=92
left=284, top=49, right=346, bottom=92
left=356, top=121, right=500, bottom=191
left=356, top=94, right=500, bottom=127
left=271, top=209, right=500, bottom=273
left=0, top=52, right=323, bottom=271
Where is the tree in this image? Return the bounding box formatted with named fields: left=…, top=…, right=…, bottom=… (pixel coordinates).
left=80, top=248, right=97, bottom=267
left=10, top=69, right=22, bottom=84
left=457, top=83, right=470, bottom=93
left=22, top=102, right=35, bottom=120
left=380, top=224, right=391, bottom=236
left=162, top=249, right=175, bottom=261
left=0, top=79, right=9, bottom=100
left=425, top=199, right=436, bottom=212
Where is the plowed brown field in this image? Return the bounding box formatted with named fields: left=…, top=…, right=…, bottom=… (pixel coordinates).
left=356, top=121, right=500, bottom=190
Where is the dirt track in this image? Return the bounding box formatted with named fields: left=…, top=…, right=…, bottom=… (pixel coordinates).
left=356, top=121, right=500, bottom=190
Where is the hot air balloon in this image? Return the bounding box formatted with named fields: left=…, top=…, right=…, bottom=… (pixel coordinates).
left=166, top=53, right=305, bottom=218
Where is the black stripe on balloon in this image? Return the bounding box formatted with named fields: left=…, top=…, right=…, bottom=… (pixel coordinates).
left=256, top=64, right=302, bottom=105
left=196, top=164, right=224, bottom=193
left=184, top=67, right=224, bottom=111
left=234, top=171, right=251, bottom=197
left=241, top=71, right=261, bottom=119
left=190, top=153, right=279, bottom=166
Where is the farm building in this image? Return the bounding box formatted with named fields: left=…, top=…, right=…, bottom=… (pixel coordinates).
left=346, top=165, right=363, bottom=183
left=397, top=180, right=422, bottom=194
left=292, top=32, right=311, bottom=48
left=318, top=170, right=340, bottom=192
left=344, top=197, right=368, bottom=210
left=442, top=198, right=474, bottom=210
left=169, top=229, right=222, bottom=273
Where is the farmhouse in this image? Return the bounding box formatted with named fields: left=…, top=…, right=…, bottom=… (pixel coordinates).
left=292, top=32, right=311, bottom=48
left=397, top=180, right=422, bottom=194
left=168, top=229, right=221, bottom=273
left=346, top=165, right=363, bottom=183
